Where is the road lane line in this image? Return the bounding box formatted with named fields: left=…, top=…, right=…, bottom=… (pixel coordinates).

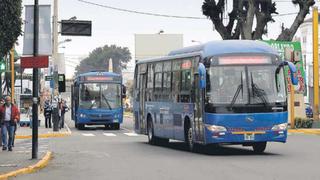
left=124, top=132, right=139, bottom=136
left=103, top=133, right=117, bottom=137
left=82, top=133, right=95, bottom=137
left=121, top=127, right=133, bottom=132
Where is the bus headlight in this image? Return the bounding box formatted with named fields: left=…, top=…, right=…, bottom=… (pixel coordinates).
left=271, top=123, right=287, bottom=131
left=80, top=113, right=87, bottom=118
left=205, top=125, right=227, bottom=132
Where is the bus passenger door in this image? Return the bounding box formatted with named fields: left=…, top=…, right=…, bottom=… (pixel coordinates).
left=193, top=74, right=204, bottom=143
left=139, top=74, right=147, bottom=133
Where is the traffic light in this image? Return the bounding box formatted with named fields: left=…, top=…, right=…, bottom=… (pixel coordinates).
left=58, top=74, right=66, bottom=92
left=0, top=61, right=5, bottom=72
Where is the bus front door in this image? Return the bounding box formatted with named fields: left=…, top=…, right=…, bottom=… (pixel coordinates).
left=139, top=74, right=147, bottom=134
left=194, top=74, right=205, bottom=143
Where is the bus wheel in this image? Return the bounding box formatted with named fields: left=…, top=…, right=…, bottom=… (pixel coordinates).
left=77, top=124, right=85, bottom=130
left=147, top=119, right=157, bottom=145
left=186, top=126, right=195, bottom=152
left=112, top=123, right=120, bottom=130
left=252, top=142, right=267, bottom=153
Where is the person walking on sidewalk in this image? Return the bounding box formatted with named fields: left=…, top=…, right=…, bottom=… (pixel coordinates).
left=12, top=99, right=19, bottom=147
left=43, top=99, right=52, bottom=128
left=0, top=98, right=4, bottom=147
left=0, top=96, right=20, bottom=151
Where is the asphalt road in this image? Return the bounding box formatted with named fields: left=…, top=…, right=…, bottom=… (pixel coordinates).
left=16, top=115, right=320, bottom=180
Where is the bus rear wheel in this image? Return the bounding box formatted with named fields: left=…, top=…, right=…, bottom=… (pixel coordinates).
left=186, top=126, right=195, bottom=152
left=147, top=119, right=159, bottom=145
left=252, top=142, right=267, bottom=153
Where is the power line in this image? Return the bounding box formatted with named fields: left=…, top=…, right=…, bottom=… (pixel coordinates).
left=78, top=0, right=206, bottom=20
left=78, top=0, right=299, bottom=20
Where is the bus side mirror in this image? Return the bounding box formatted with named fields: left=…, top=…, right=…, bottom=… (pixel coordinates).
left=277, top=61, right=298, bottom=85
left=198, top=63, right=206, bottom=89
left=122, top=85, right=127, bottom=99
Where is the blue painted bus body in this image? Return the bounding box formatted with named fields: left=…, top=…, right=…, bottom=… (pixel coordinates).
left=72, top=71, right=123, bottom=127
left=204, top=112, right=287, bottom=144
left=134, top=40, right=289, bottom=147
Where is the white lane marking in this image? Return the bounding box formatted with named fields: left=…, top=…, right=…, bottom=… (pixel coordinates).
left=124, top=132, right=139, bottom=136
left=103, top=133, right=117, bottom=137
left=121, top=127, right=133, bottom=132
left=82, top=133, right=95, bottom=137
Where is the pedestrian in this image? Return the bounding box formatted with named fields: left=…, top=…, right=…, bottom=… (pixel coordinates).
left=12, top=99, right=19, bottom=147
left=60, top=99, right=69, bottom=129
left=0, top=96, right=20, bottom=151
left=43, top=99, right=52, bottom=128
left=0, top=98, right=4, bottom=147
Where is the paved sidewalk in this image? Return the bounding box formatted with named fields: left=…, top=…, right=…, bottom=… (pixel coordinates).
left=15, top=117, right=70, bottom=138
left=0, top=139, right=48, bottom=175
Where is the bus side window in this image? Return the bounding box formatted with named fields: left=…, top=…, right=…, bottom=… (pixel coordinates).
left=172, top=71, right=181, bottom=103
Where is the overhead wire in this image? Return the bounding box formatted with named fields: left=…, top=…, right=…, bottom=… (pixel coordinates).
left=77, top=0, right=299, bottom=20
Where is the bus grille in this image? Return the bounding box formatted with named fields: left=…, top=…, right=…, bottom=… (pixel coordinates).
left=88, top=114, right=113, bottom=120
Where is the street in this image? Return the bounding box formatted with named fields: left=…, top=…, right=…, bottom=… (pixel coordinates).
left=15, top=114, right=320, bottom=180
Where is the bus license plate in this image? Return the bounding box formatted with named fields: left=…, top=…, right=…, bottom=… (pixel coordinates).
left=244, top=133, right=255, bottom=141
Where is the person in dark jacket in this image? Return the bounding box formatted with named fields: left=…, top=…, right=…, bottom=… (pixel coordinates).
left=60, top=99, right=69, bottom=129
left=0, top=96, right=20, bottom=151
left=44, top=99, right=52, bottom=128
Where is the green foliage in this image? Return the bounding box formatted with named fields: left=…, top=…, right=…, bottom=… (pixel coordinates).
left=75, top=45, right=131, bottom=75
left=0, top=0, right=23, bottom=58
left=295, top=117, right=313, bottom=128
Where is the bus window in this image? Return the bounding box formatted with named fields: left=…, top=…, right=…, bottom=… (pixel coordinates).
left=172, top=71, right=181, bottom=103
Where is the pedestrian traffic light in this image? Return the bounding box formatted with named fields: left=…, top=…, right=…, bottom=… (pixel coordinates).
left=58, top=74, right=66, bottom=92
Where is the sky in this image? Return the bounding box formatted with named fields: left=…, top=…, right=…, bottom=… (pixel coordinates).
left=17, top=0, right=320, bottom=78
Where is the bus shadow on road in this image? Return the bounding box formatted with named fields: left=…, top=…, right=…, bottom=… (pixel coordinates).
left=140, top=141, right=280, bottom=156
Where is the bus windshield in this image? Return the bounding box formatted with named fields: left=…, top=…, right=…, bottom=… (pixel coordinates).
left=207, top=65, right=286, bottom=106
left=79, top=83, right=121, bottom=109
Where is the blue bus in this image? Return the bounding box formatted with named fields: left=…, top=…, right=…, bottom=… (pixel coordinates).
left=133, top=40, right=297, bottom=153
left=71, top=71, right=125, bottom=130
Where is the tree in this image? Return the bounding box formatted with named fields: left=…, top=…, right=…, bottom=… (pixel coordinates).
left=75, top=45, right=131, bottom=75
left=202, top=0, right=315, bottom=41
left=0, top=0, right=22, bottom=57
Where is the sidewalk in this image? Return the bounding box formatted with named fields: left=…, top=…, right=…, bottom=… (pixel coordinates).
left=15, top=118, right=71, bottom=139
left=288, top=128, right=320, bottom=135
left=0, top=138, right=50, bottom=178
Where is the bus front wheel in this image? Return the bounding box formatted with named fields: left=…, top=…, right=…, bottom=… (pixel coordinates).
left=77, top=124, right=85, bottom=130
left=252, top=142, right=267, bottom=153
left=111, top=123, right=120, bottom=130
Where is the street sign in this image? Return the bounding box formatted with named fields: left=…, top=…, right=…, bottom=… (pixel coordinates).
left=61, top=20, right=92, bottom=36
left=45, top=75, right=53, bottom=81
left=21, top=56, right=49, bottom=68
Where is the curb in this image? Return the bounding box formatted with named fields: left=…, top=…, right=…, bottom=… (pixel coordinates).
left=288, top=129, right=320, bottom=135
left=0, top=151, right=52, bottom=180
left=16, top=132, right=71, bottom=139
left=15, top=124, right=72, bottom=139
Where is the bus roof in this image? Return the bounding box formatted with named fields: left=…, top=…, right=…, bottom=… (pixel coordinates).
left=76, top=71, right=121, bottom=78
left=169, top=40, right=278, bottom=57
left=136, top=40, right=278, bottom=64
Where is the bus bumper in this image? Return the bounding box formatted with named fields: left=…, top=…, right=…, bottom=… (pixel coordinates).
left=204, top=129, right=287, bottom=144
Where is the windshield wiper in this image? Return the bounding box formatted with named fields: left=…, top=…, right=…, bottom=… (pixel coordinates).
left=102, top=94, right=112, bottom=110
left=230, top=73, right=243, bottom=108
left=250, top=73, right=269, bottom=106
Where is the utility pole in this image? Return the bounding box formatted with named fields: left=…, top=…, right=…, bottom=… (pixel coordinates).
left=53, top=0, right=59, bottom=96
left=10, top=47, right=15, bottom=102
left=313, top=6, right=320, bottom=127
left=32, top=0, right=39, bottom=159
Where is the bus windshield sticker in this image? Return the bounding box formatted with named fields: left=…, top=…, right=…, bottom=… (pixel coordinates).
left=218, top=56, right=271, bottom=65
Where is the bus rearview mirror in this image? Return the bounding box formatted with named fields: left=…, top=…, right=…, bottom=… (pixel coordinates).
left=198, top=63, right=206, bottom=89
